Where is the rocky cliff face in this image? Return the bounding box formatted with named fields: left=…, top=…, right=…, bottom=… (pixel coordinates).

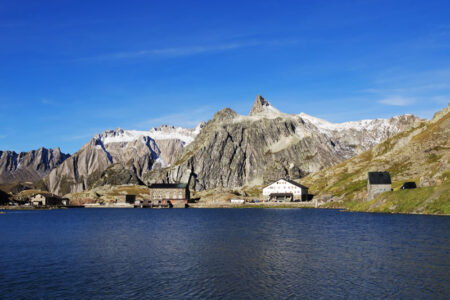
left=44, top=124, right=204, bottom=195
left=249, top=94, right=280, bottom=116
left=141, top=96, right=422, bottom=191
left=0, top=147, right=69, bottom=183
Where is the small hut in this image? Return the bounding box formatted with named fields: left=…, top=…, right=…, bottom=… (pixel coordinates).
left=30, top=193, right=64, bottom=206
left=115, top=194, right=136, bottom=204
left=367, top=172, right=392, bottom=200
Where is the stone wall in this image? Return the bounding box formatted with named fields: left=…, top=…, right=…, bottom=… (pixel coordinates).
left=367, top=184, right=392, bottom=200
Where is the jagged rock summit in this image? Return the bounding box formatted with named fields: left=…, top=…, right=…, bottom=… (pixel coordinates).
left=0, top=147, right=70, bottom=183
left=249, top=94, right=281, bottom=116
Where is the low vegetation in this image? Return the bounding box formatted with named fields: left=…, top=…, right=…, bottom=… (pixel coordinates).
left=301, top=105, right=449, bottom=215
left=343, top=182, right=450, bottom=215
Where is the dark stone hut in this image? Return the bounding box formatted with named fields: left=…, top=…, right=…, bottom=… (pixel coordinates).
left=367, top=172, right=392, bottom=200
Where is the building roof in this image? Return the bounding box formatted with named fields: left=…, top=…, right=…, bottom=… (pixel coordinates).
left=281, top=179, right=309, bottom=189
left=149, top=183, right=188, bottom=189
left=368, top=172, right=392, bottom=185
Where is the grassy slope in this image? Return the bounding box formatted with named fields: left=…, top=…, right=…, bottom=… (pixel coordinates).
left=301, top=105, right=450, bottom=215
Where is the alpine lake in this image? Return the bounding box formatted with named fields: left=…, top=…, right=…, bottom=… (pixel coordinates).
left=0, top=208, right=449, bottom=299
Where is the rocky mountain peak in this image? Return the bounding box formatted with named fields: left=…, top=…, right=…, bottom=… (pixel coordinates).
left=249, top=94, right=281, bottom=117
left=213, top=108, right=238, bottom=122
left=249, top=94, right=269, bottom=115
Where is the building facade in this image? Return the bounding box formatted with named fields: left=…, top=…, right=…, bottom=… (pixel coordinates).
left=30, top=193, right=64, bottom=206
left=115, top=194, right=136, bottom=204
left=231, top=199, right=245, bottom=204
left=144, top=183, right=190, bottom=208
left=263, top=179, right=309, bottom=202
left=367, top=172, right=392, bottom=200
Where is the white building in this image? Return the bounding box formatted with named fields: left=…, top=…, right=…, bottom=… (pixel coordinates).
left=263, top=179, right=309, bottom=202
left=230, top=199, right=245, bottom=204
left=30, top=193, right=64, bottom=206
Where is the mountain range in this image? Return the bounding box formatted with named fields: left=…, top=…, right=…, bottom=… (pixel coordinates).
left=0, top=95, right=423, bottom=196
left=140, top=96, right=421, bottom=192
left=0, top=147, right=69, bottom=184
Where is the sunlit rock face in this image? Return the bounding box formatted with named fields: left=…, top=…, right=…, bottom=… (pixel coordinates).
left=141, top=95, right=422, bottom=191
left=44, top=124, right=205, bottom=195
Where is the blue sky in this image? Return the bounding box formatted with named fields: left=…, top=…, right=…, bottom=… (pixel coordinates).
left=1, top=0, right=449, bottom=153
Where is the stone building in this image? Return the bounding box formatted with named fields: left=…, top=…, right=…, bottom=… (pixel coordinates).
left=30, top=193, right=65, bottom=206
left=263, top=179, right=309, bottom=202
left=367, top=172, right=392, bottom=200
left=144, top=183, right=189, bottom=208
left=115, top=194, right=136, bottom=204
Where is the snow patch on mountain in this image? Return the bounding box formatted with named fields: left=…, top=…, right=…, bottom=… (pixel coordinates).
left=299, top=112, right=411, bottom=132
left=97, top=123, right=205, bottom=146
left=298, top=113, right=419, bottom=143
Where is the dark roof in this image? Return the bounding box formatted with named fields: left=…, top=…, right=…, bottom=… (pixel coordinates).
left=149, top=183, right=188, bottom=189
left=281, top=179, right=309, bottom=189
left=368, top=172, right=392, bottom=185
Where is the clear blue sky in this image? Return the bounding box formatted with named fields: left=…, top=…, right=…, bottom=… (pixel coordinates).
left=1, top=0, right=449, bottom=153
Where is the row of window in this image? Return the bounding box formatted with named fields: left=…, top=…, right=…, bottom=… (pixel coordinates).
left=151, top=193, right=184, bottom=199
left=266, top=186, right=299, bottom=190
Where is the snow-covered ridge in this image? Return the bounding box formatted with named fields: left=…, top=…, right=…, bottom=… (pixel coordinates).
left=299, top=113, right=413, bottom=133
left=229, top=96, right=421, bottom=154
left=258, top=102, right=282, bottom=116
left=96, top=123, right=205, bottom=146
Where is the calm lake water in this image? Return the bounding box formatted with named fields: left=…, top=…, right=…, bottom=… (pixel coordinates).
left=0, top=208, right=449, bottom=299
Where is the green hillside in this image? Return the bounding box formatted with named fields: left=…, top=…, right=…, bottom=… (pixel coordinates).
left=301, top=105, right=450, bottom=215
